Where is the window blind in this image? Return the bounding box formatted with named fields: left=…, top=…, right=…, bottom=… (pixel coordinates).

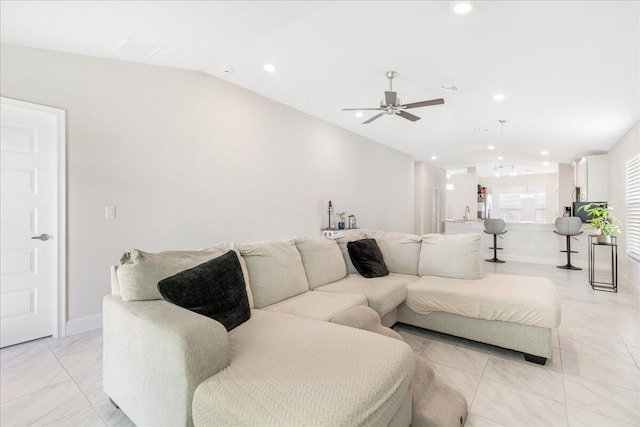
left=627, top=154, right=640, bottom=262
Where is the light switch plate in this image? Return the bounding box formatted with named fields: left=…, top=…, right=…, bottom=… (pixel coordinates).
left=105, top=206, right=116, bottom=219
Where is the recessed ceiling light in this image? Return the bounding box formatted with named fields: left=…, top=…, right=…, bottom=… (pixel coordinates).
left=541, top=150, right=549, bottom=155
left=497, top=155, right=504, bottom=161
left=493, top=94, right=506, bottom=101
left=431, top=155, right=437, bottom=160
left=263, top=63, right=276, bottom=73
left=355, top=112, right=364, bottom=118
left=488, top=145, right=495, bottom=150
left=453, top=1, right=473, bottom=14
left=441, top=86, right=459, bottom=92
left=476, top=128, right=489, bottom=132
left=220, top=66, right=234, bottom=74
left=543, top=161, right=550, bottom=166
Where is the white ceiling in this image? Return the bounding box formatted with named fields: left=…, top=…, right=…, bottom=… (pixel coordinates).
left=2, top=1, right=639, bottom=175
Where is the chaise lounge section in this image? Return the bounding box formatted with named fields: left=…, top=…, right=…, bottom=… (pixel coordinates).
left=104, top=228, right=560, bottom=426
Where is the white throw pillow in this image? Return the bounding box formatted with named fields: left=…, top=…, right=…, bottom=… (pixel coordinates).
left=294, top=237, right=347, bottom=289
left=237, top=240, right=309, bottom=309
left=361, top=229, right=421, bottom=275
left=329, top=230, right=366, bottom=275
left=418, top=233, right=484, bottom=280
left=117, top=243, right=237, bottom=301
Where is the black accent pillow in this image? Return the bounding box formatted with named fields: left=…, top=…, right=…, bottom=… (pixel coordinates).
left=157, top=250, right=250, bottom=331
left=347, top=238, right=389, bottom=278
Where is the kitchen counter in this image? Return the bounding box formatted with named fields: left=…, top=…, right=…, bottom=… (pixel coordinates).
left=442, top=219, right=601, bottom=268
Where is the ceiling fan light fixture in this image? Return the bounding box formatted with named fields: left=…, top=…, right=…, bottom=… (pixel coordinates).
left=453, top=1, right=473, bottom=14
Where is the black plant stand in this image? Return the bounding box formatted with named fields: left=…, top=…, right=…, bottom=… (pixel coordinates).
left=588, top=235, right=618, bottom=292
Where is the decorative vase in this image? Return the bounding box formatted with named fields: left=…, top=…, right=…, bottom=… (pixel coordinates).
left=338, top=222, right=345, bottom=229
left=597, top=234, right=611, bottom=245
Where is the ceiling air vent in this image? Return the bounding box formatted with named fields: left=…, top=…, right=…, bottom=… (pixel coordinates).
left=113, top=39, right=164, bottom=57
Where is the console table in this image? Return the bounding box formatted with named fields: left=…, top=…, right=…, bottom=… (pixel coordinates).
left=588, top=235, right=618, bottom=292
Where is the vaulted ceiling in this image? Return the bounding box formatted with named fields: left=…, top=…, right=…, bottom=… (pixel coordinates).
left=2, top=1, right=638, bottom=175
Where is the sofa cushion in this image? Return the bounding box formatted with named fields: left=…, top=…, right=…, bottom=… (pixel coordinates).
left=419, top=233, right=484, bottom=280
left=294, top=237, right=347, bottom=289
left=157, top=251, right=250, bottom=331
left=316, top=273, right=417, bottom=316
left=361, top=230, right=422, bottom=275
left=192, top=310, right=414, bottom=426
left=261, top=290, right=367, bottom=321
left=405, top=274, right=561, bottom=328
left=347, top=238, right=389, bottom=278
left=330, top=230, right=366, bottom=274
left=116, top=243, right=235, bottom=301
left=237, top=240, right=309, bottom=309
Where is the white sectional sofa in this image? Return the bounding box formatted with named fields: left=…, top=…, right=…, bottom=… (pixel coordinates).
left=104, top=229, right=560, bottom=426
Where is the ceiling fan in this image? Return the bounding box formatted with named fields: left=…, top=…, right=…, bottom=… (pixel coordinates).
left=342, top=71, right=445, bottom=124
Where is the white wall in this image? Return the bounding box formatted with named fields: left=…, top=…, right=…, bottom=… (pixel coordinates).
left=0, top=44, right=415, bottom=327
left=557, top=163, right=574, bottom=215
left=414, top=161, right=446, bottom=235
left=446, top=172, right=477, bottom=220
left=607, top=121, right=640, bottom=296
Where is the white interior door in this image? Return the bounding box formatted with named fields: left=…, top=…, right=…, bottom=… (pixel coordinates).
left=1, top=99, right=64, bottom=348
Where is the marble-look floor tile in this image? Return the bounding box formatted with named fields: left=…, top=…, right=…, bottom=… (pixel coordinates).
left=0, top=347, right=69, bottom=404
left=483, top=348, right=565, bottom=403
left=430, top=361, right=481, bottom=409
left=423, top=341, right=490, bottom=376
left=93, top=395, right=136, bottom=427
left=464, top=412, right=506, bottom=427
left=44, top=406, right=106, bottom=427
left=563, top=373, right=640, bottom=425
left=56, top=342, right=103, bottom=379
left=562, top=349, right=640, bottom=392
left=396, top=330, right=431, bottom=355
left=74, top=368, right=104, bottom=405
left=566, top=405, right=636, bottom=427
left=470, top=378, right=568, bottom=427
left=0, top=339, right=47, bottom=367
left=0, top=378, right=90, bottom=426
left=559, top=333, right=637, bottom=365
left=619, top=328, right=640, bottom=348
left=628, top=345, right=640, bottom=368
left=46, top=329, right=102, bottom=359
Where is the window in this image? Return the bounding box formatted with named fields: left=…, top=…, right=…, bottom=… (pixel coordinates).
left=496, top=185, right=546, bottom=222
left=627, top=154, right=640, bottom=262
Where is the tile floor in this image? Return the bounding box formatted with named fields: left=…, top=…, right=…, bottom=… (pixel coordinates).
left=0, top=261, right=638, bottom=426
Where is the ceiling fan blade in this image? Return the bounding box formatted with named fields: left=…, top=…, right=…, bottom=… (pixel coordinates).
left=342, top=108, right=384, bottom=111
left=397, top=110, right=421, bottom=122
left=385, top=91, right=397, bottom=106
left=402, top=98, right=445, bottom=109
left=363, top=113, right=386, bottom=124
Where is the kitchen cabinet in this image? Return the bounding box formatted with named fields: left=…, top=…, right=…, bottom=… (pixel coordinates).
left=575, top=155, right=608, bottom=201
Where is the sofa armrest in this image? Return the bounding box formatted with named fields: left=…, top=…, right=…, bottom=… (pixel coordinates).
left=103, top=295, right=228, bottom=427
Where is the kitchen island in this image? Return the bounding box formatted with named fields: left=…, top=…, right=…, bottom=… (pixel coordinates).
left=442, top=219, right=602, bottom=268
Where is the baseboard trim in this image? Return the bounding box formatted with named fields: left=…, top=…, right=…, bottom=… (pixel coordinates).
left=65, top=313, right=103, bottom=336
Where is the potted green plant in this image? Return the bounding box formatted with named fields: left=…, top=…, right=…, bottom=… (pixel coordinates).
left=577, top=203, right=621, bottom=244
left=336, top=212, right=346, bottom=229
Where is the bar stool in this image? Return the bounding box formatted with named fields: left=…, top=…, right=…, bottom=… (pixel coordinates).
left=484, top=219, right=507, bottom=263
left=554, top=217, right=583, bottom=270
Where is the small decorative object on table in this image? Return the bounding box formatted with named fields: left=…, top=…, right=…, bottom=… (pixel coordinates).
left=577, top=203, right=621, bottom=244
left=348, top=215, right=357, bottom=229
left=336, top=212, right=346, bottom=229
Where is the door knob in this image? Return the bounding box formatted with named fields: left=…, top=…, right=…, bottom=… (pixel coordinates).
left=31, top=234, right=51, bottom=241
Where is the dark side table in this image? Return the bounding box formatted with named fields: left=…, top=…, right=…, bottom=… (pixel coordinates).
left=588, top=235, right=618, bottom=292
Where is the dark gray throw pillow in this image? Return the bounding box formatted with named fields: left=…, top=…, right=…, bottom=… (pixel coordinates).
left=347, top=238, right=389, bottom=278
left=157, top=250, right=250, bottom=331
